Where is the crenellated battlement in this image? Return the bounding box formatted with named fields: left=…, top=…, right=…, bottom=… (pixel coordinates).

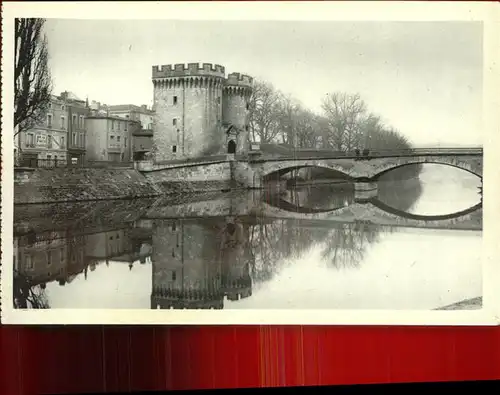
left=152, top=62, right=225, bottom=79
left=225, top=72, right=254, bottom=88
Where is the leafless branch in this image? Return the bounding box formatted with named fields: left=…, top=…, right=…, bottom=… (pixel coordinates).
left=14, top=18, right=53, bottom=136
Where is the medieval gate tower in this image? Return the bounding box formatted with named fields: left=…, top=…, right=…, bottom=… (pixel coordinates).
left=152, top=63, right=253, bottom=162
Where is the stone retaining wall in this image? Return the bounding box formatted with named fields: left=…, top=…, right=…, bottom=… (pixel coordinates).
left=144, top=161, right=234, bottom=194
left=14, top=168, right=161, bottom=204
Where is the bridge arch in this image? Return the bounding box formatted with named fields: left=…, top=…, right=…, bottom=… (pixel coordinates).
left=261, top=163, right=353, bottom=181
left=370, top=158, right=482, bottom=180
left=369, top=198, right=482, bottom=222
left=264, top=195, right=482, bottom=223
left=262, top=195, right=349, bottom=214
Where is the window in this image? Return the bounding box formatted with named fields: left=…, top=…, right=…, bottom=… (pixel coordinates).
left=61, top=105, right=65, bottom=111
left=124, top=137, right=127, bottom=148
left=47, top=135, right=52, bottom=148
left=117, top=121, right=121, bottom=131
left=60, top=116, right=65, bottom=129
left=173, top=96, right=178, bottom=105
left=79, top=116, right=84, bottom=129
left=72, top=132, right=77, bottom=146
left=47, top=114, right=53, bottom=128
left=47, top=251, right=52, bottom=266
left=172, top=145, right=177, bottom=153
left=172, top=118, right=177, bottom=126
left=124, top=122, right=128, bottom=131
left=112, top=120, right=115, bottom=130
left=217, top=97, right=221, bottom=104
left=172, top=222, right=176, bottom=231
left=61, top=136, right=65, bottom=148
left=27, top=133, right=34, bottom=146
left=72, top=114, right=77, bottom=125
left=25, top=255, right=34, bottom=270
left=117, top=136, right=121, bottom=143
left=172, top=271, right=177, bottom=281
left=60, top=248, right=65, bottom=263
left=79, top=133, right=84, bottom=147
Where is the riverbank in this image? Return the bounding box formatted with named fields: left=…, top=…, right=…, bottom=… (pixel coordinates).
left=14, top=165, right=242, bottom=204
left=14, top=168, right=161, bottom=204
left=435, top=296, right=482, bottom=310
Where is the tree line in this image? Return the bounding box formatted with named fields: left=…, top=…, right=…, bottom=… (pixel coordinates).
left=247, top=79, right=415, bottom=152
left=247, top=79, right=421, bottom=179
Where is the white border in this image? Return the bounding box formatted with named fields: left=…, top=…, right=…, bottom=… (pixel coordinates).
left=2, top=1, right=500, bottom=326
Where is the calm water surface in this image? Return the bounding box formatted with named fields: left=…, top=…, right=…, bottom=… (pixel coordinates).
left=13, top=164, right=482, bottom=310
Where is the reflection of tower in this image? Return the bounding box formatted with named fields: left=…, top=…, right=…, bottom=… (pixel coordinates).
left=61, top=234, right=88, bottom=286
left=151, top=219, right=224, bottom=309
left=220, top=218, right=253, bottom=301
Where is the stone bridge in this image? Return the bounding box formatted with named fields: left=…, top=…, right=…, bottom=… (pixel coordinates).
left=254, top=198, right=483, bottom=231
left=245, top=148, right=483, bottom=187
left=135, top=148, right=482, bottom=190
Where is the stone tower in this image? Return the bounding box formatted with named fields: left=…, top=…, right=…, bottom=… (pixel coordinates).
left=222, top=73, right=253, bottom=155
left=152, top=63, right=225, bottom=162
left=152, top=63, right=253, bottom=162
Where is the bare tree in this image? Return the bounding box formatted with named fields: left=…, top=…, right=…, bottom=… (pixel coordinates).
left=14, top=18, right=52, bottom=136
left=247, top=80, right=283, bottom=143
left=321, top=92, right=367, bottom=151
left=13, top=270, right=50, bottom=309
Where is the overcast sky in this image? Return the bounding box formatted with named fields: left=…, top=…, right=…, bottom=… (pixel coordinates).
left=44, top=19, right=483, bottom=146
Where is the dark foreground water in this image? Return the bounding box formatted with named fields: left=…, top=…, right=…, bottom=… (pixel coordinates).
left=13, top=164, right=482, bottom=310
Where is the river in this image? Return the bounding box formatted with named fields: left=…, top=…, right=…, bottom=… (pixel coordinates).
left=13, top=164, right=482, bottom=311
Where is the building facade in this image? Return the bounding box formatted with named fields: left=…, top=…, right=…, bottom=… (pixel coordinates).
left=152, top=63, right=253, bottom=162
left=107, top=104, right=154, bottom=130
left=85, top=116, right=133, bottom=163
left=131, top=125, right=153, bottom=161
left=62, top=91, right=89, bottom=166
left=16, top=95, right=69, bottom=166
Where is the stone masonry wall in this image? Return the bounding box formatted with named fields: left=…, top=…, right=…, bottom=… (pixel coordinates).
left=153, top=79, right=224, bottom=161
left=14, top=168, right=161, bottom=204
left=144, top=161, right=233, bottom=194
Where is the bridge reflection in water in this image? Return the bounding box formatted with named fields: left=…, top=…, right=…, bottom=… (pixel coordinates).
left=13, top=169, right=482, bottom=311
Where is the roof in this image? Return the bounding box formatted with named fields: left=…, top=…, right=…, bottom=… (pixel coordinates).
left=86, top=114, right=133, bottom=122
left=133, top=129, right=153, bottom=136
left=108, top=104, right=154, bottom=114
